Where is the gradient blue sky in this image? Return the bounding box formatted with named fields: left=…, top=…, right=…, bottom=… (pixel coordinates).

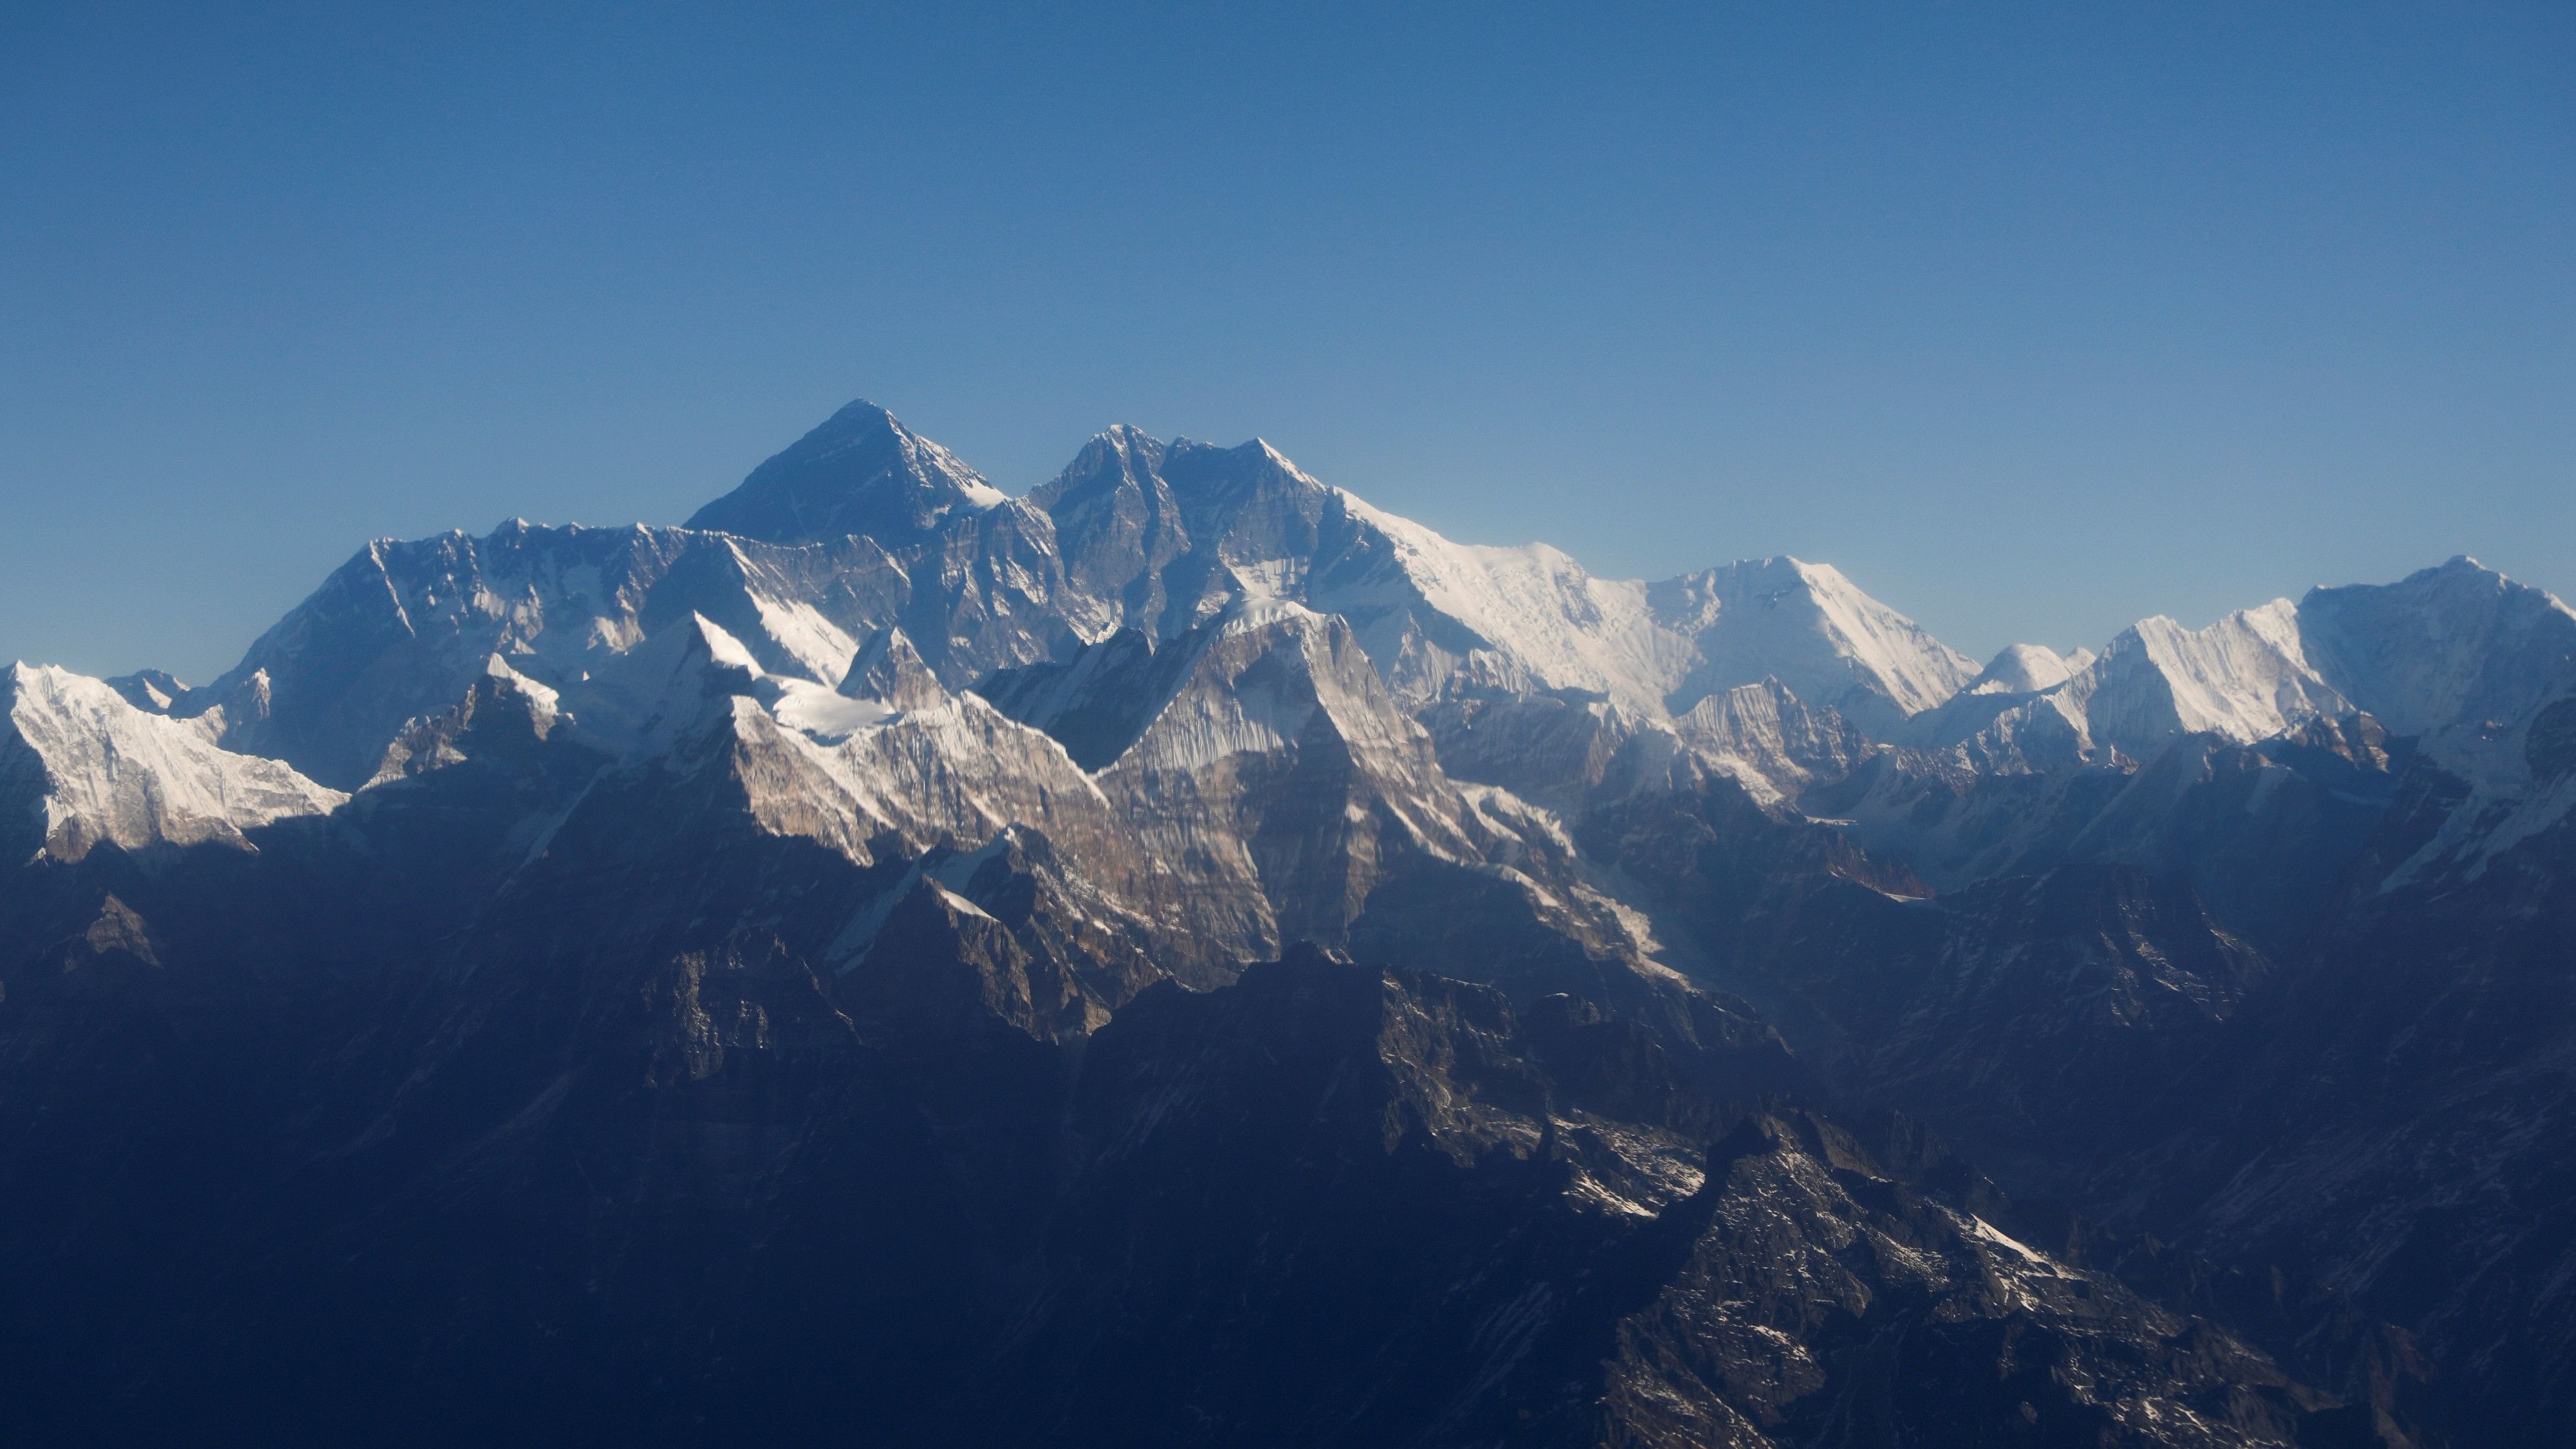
left=5, top=1, right=2571, bottom=684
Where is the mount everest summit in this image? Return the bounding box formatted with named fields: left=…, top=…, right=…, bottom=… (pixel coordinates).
left=7, top=397, right=2575, bottom=1447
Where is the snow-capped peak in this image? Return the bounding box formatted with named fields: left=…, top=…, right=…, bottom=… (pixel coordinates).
left=1913, top=562, right=2576, bottom=779
left=2297, top=555, right=2576, bottom=742
left=2004, top=600, right=2352, bottom=763
left=1968, top=644, right=2090, bottom=696
left=1033, top=425, right=1172, bottom=517
left=1652, top=556, right=1979, bottom=735
left=686, top=398, right=1007, bottom=546
left=2106, top=602, right=2344, bottom=736
left=1017, top=423, right=1986, bottom=735
left=3, top=662, right=346, bottom=863
left=558, top=613, right=767, bottom=760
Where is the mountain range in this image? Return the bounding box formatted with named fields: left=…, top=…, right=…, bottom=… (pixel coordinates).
left=7, top=398, right=2574, bottom=1446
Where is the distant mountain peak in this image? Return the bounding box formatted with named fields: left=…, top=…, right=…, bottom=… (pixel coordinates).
left=1031, top=425, right=1173, bottom=507
left=104, top=666, right=188, bottom=714
left=1968, top=643, right=2088, bottom=696
left=686, top=397, right=1007, bottom=545
left=1161, top=435, right=1326, bottom=497
left=1651, top=556, right=1978, bottom=733
left=2297, top=552, right=2576, bottom=747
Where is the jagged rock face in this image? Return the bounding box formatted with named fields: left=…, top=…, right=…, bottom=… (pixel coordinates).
left=1096, top=602, right=1477, bottom=951
left=156, top=405, right=1998, bottom=798
left=0, top=869, right=2367, bottom=1449
left=978, top=957, right=2362, bottom=1449
left=1509, top=1111, right=2359, bottom=1449
left=1027, top=424, right=1198, bottom=628
left=366, top=654, right=564, bottom=785
left=169, top=508, right=1093, bottom=793
left=526, top=614, right=1206, bottom=982
left=890, top=495, right=1106, bottom=682
left=984, top=598, right=1662, bottom=988
left=974, top=626, right=1166, bottom=769
left=171, top=522, right=910, bottom=787
left=1669, top=678, right=1875, bottom=806
left=1590, top=718, right=2568, bottom=1446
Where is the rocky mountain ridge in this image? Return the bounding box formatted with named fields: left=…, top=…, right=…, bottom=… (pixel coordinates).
left=7, top=396, right=2572, bottom=1446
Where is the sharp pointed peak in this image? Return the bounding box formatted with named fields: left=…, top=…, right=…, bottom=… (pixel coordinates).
left=1250, top=437, right=1318, bottom=479
left=816, top=396, right=904, bottom=429
left=839, top=626, right=949, bottom=708
left=686, top=395, right=1004, bottom=544
left=1032, top=424, right=1181, bottom=513
left=673, top=612, right=767, bottom=675
left=787, top=397, right=940, bottom=456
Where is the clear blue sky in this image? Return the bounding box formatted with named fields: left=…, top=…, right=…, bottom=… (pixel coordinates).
left=5, top=1, right=2570, bottom=683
